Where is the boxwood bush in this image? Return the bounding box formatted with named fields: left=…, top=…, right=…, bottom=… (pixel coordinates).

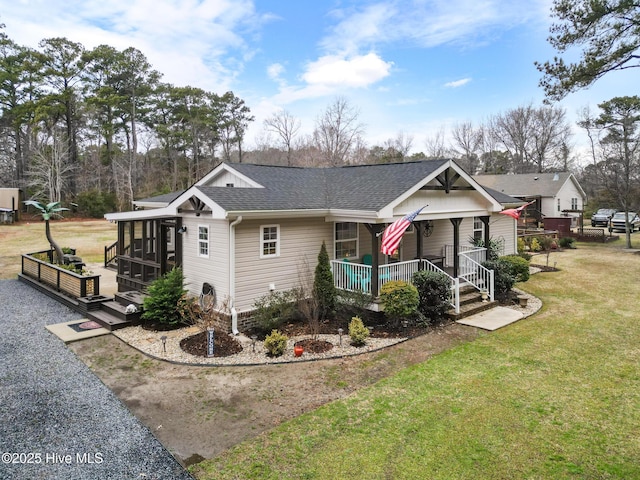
left=264, top=329, right=288, bottom=356
left=380, top=280, right=419, bottom=325
left=500, top=254, right=530, bottom=282
left=348, top=316, right=369, bottom=346
left=412, top=270, right=451, bottom=323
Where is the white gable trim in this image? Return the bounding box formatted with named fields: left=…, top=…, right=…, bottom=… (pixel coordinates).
left=378, top=160, right=503, bottom=218
left=195, top=162, right=264, bottom=188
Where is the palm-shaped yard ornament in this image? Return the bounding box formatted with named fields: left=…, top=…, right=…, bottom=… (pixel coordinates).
left=24, top=200, right=69, bottom=264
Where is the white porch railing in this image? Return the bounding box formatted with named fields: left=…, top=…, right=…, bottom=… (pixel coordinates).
left=458, top=248, right=494, bottom=302
left=331, top=259, right=461, bottom=313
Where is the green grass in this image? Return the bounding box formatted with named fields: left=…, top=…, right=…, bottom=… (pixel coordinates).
left=191, top=246, right=640, bottom=479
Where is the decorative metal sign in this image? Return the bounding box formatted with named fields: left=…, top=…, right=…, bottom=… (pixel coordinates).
left=207, top=327, right=215, bottom=357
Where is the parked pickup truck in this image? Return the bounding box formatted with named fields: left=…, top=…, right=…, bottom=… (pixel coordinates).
left=591, top=208, right=617, bottom=227
left=609, top=211, right=640, bottom=232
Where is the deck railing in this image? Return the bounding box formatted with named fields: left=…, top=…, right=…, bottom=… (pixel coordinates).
left=331, top=258, right=461, bottom=313
left=21, top=251, right=100, bottom=299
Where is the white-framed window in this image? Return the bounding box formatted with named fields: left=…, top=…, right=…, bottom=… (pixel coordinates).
left=473, top=217, right=484, bottom=242
left=557, top=198, right=561, bottom=212
left=198, top=225, right=209, bottom=258
left=335, top=222, right=358, bottom=259
left=571, top=197, right=578, bottom=210
left=260, top=224, right=280, bottom=258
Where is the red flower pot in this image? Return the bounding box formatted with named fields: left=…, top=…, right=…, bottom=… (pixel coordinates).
left=294, top=345, right=304, bottom=357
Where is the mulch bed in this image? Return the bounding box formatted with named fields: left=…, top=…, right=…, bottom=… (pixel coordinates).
left=180, top=331, right=243, bottom=357
left=294, top=338, right=334, bottom=354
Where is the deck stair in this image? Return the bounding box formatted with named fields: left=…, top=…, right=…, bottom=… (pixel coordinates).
left=86, top=291, right=146, bottom=331
left=445, top=285, right=498, bottom=321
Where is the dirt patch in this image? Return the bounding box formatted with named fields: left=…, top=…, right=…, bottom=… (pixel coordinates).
left=68, top=322, right=482, bottom=467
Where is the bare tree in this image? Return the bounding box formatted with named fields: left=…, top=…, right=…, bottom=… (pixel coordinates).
left=490, top=104, right=534, bottom=173
left=424, top=127, right=449, bottom=158
left=263, top=109, right=301, bottom=166
left=27, top=132, right=75, bottom=203
left=313, top=97, right=365, bottom=166
left=450, top=121, right=483, bottom=174
left=530, top=105, right=572, bottom=172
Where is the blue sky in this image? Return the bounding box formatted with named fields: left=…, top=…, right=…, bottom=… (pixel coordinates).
left=3, top=0, right=640, bottom=160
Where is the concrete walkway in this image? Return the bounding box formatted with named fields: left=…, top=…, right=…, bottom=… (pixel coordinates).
left=0, top=279, right=194, bottom=480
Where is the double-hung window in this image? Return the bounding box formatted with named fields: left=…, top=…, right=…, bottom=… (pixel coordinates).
left=335, top=222, right=358, bottom=259
left=198, top=225, right=209, bottom=258
left=260, top=225, right=280, bottom=258
left=473, top=217, right=484, bottom=242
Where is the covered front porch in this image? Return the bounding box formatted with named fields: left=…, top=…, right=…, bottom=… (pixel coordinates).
left=331, top=245, right=494, bottom=314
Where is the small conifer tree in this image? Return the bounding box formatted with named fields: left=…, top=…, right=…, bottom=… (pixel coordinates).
left=142, top=267, right=187, bottom=326
left=313, top=241, right=336, bottom=320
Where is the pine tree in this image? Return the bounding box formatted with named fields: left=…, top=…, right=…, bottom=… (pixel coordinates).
left=313, top=241, right=336, bottom=320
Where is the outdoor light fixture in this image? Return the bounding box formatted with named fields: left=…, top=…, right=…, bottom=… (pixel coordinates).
left=177, top=226, right=187, bottom=234
left=251, top=335, right=257, bottom=352
left=338, top=328, right=343, bottom=346
left=160, top=335, right=167, bottom=353
left=402, top=320, right=409, bottom=329
left=422, top=220, right=434, bottom=237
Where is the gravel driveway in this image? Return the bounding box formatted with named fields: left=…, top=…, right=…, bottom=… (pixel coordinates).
left=0, top=280, right=193, bottom=480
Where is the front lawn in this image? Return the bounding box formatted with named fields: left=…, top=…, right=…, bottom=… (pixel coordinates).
left=191, top=246, right=640, bottom=479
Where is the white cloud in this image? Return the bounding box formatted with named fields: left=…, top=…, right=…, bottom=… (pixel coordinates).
left=302, top=53, right=392, bottom=88
left=444, top=78, right=472, bottom=88
left=1, top=0, right=270, bottom=92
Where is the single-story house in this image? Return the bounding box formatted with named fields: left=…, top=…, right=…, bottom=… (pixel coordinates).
left=105, top=160, right=523, bottom=333
left=474, top=172, right=587, bottom=228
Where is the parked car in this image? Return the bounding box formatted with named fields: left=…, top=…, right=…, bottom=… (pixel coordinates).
left=609, top=211, right=640, bottom=232
left=591, top=208, right=617, bottom=227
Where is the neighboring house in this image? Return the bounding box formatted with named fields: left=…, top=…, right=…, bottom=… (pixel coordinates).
left=0, top=188, right=24, bottom=223
left=105, top=160, right=523, bottom=333
left=474, top=172, right=587, bottom=228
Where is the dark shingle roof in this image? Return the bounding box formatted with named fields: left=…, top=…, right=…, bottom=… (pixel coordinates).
left=474, top=172, right=574, bottom=197
left=134, top=191, right=184, bottom=205
left=201, top=160, right=448, bottom=212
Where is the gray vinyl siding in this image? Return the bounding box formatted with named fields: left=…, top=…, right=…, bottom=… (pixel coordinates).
left=181, top=217, right=230, bottom=301
left=234, top=217, right=333, bottom=312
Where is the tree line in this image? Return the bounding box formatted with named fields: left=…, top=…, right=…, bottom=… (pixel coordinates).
left=2, top=0, right=640, bottom=222
left=0, top=26, right=253, bottom=211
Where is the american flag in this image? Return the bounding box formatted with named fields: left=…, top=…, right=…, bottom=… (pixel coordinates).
left=380, top=206, right=426, bottom=256
left=499, top=200, right=536, bottom=220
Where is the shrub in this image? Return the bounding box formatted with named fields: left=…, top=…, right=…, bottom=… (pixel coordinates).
left=313, top=241, right=336, bottom=320
left=559, top=236, right=576, bottom=249
left=380, top=280, right=419, bottom=323
left=142, top=267, right=187, bottom=326
left=252, top=289, right=297, bottom=334
left=348, top=316, right=369, bottom=346
left=517, top=237, right=526, bottom=254
left=529, top=237, right=542, bottom=252
left=336, top=289, right=375, bottom=323
left=412, top=270, right=451, bottom=323
left=518, top=252, right=533, bottom=262
left=264, top=329, right=288, bottom=356
left=75, top=189, right=118, bottom=218
left=500, top=254, right=530, bottom=282
left=482, top=259, right=516, bottom=301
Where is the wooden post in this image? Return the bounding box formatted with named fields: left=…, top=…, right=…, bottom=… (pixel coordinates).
left=415, top=221, right=424, bottom=270
left=480, top=216, right=490, bottom=258
left=450, top=218, right=463, bottom=278
left=365, top=224, right=385, bottom=298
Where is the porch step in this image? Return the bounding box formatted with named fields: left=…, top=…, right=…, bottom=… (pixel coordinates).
left=445, top=299, right=498, bottom=321
left=115, top=291, right=147, bottom=309
left=87, top=309, right=133, bottom=331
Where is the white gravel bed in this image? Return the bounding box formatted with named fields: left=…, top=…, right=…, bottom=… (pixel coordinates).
left=113, top=326, right=407, bottom=366
left=114, top=286, right=543, bottom=366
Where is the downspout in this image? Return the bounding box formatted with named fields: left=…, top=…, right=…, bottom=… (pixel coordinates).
left=229, top=216, right=243, bottom=335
